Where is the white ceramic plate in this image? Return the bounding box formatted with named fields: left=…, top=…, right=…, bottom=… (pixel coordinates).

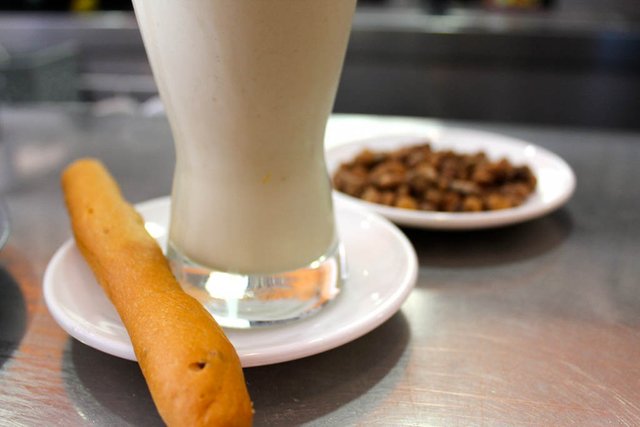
left=43, top=196, right=417, bottom=367
left=326, top=127, right=576, bottom=230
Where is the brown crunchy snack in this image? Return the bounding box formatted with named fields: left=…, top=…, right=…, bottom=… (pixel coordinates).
left=61, top=158, right=253, bottom=427
left=333, top=142, right=537, bottom=213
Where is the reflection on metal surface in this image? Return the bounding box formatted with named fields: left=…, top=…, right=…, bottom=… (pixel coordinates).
left=0, top=265, right=26, bottom=368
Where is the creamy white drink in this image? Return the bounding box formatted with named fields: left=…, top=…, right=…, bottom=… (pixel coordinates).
left=133, top=0, right=356, bottom=325
left=133, top=0, right=355, bottom=273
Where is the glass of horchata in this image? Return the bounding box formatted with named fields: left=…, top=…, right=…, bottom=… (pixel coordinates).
left=132, top=0, right=357, bottom=328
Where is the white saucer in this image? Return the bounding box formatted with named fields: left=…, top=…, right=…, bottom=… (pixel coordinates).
left=43, top=196, right=417, bottom=367
left=326, top=126, right=576, bottom=230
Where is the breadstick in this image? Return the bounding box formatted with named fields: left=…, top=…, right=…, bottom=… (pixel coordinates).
left=61, top=158, right=253, bottom=427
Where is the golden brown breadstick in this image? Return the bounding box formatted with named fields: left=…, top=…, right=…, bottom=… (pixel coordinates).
left=61, top=158, right=253, bottom=427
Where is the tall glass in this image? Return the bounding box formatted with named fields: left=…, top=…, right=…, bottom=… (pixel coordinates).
left=132, top=0, right=356, bottom=328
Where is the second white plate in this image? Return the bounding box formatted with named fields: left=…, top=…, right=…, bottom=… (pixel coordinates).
left=326, top=126, right=576, bottom=230
left=43, top=196, right=418, bottom=367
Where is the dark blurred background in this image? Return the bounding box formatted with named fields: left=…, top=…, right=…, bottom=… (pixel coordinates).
left=0, top=0, right=638, bottom=129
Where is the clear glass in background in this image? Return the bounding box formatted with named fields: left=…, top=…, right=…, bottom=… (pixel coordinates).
left=0, top=198, right=9, bottom=250
left=132, top=0, right=357, bottom=328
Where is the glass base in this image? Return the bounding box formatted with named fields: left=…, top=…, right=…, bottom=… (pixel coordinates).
left=167, top=242, right=347, bottom=329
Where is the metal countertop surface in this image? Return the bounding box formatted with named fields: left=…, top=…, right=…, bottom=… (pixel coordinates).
left=0, top=106, right=639, bottom=425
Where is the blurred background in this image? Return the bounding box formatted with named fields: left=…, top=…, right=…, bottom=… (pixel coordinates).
left=0, top=0, right=638, bottom=129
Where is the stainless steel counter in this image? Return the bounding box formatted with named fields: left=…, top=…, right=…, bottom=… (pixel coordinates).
left=0, top=106, right=639, bottom=425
